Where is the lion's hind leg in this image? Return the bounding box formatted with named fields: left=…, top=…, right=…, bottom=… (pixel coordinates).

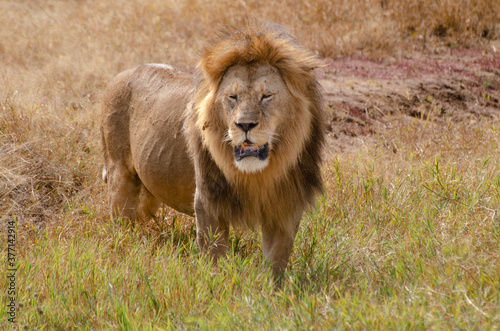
left=107, top=162, right=141, bottom=225
left=136, top=185, right=161, bottom=223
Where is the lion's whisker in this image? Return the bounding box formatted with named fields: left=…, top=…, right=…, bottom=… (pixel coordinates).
left=268, top=132, right=281, bottom=144
left=222, top=130, right=233, bottom=144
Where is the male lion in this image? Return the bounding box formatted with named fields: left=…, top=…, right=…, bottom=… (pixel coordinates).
left=101, top=22, right=324, bottom=278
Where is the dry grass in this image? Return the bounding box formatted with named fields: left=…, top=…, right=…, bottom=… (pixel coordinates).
left=0, top=0, right=499, bottom=329
left=1, top=0, right=498, bottom=224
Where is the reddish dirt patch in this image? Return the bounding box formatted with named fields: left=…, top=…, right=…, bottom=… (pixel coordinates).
left=318, top=47, right=500, bottom=153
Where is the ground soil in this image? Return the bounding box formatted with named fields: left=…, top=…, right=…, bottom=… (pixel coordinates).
left=318, top=45, right=500, bottom=154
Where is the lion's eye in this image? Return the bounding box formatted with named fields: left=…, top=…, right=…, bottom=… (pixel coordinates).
left=261, top=94, right=273, bottom=102
left=228, top=95, right=238, bottom=102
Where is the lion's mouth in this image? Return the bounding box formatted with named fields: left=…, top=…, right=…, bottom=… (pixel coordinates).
left=234, top=140, right=269, bottom=161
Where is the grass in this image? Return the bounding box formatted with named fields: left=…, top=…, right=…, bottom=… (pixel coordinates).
left=2, top=118, right=499, bottom=329
left=1, top=0, right=500, bottom=329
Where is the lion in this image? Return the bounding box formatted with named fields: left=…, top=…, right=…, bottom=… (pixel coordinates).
left=100, top=22, right=325, bottom=278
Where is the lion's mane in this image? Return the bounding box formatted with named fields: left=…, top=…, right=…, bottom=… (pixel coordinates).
left=185, top=22, right=325, bottom=235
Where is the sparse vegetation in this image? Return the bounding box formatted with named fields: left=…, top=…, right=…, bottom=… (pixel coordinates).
left=1, top=0, right=499, bottom=329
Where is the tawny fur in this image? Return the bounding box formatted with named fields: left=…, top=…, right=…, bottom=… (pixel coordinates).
left=101, top=21, right=324, bottom=278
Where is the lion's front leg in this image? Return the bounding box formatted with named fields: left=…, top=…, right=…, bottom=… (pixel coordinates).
left=194, top=194, right=229, bottom=260
left=262, top=214, right=302, bottom=280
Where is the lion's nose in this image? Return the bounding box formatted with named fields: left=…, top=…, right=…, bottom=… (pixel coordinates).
left=236, top=122, right=258, bottom=133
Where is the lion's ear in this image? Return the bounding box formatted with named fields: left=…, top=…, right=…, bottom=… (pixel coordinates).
left=199, top=38, right=246, bottom=88
left=305, top=55, right=326, bottom=71
left=272, top=45, right=323, bottom=96
left=277, top=38, right=324, bottom=71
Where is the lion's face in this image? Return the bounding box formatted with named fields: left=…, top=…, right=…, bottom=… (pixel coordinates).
left=218, top=63, right=288, bottom=173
